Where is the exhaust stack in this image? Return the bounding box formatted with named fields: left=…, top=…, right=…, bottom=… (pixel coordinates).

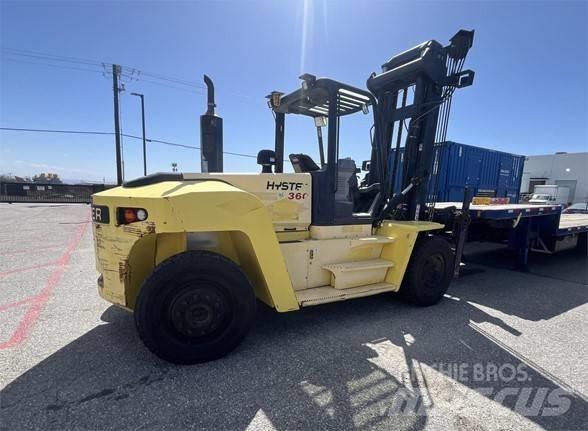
left=200, top=75, right=223, bottom=173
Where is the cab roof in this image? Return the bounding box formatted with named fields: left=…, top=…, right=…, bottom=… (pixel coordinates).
left=269, top=76, right=372, bottom=118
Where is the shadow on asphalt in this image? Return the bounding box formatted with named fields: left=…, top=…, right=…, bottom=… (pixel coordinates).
left=463, top=242, right=588, bottom=285
left=457, top=246, right=587, bottom=322
left=2, top=254, right=587, bottom=430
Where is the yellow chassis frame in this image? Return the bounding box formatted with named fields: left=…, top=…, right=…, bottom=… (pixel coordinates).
left=92, top=181, right=443, bottom=312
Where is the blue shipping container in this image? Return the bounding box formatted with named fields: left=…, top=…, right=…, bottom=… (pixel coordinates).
left=389, top=141, right=525, bottom=203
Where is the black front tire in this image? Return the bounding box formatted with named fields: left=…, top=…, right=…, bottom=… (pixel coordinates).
left=400, top=236, right=454, bottom=306
left=134, top=250, right=256, bottom=364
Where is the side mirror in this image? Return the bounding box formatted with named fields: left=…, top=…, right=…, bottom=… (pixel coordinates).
left=257, top=149, right=276, bottom=174
left=361, top=160, right=371, bottom=171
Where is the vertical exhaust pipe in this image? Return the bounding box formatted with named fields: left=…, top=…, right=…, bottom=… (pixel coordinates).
left=200, top=74, right=223, bottom=173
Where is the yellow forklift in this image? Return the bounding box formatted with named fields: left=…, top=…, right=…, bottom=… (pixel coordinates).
left=91, top=30, right=475, bottom=363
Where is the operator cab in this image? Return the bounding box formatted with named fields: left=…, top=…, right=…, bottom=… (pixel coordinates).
left=264, top=75, right=379, bottom=225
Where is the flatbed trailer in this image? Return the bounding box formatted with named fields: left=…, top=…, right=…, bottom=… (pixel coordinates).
left=557, top=213, right=588, bottom=236
left=433, top=202, right=588, bottom=269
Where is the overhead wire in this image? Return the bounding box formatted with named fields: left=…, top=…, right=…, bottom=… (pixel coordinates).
left=0, top=48, right=264, bottom=165
left=134, top=77, right=206, bottom=94
left=0, top=127, right=112, bottom=135
left=1, top=57, right=106, bottom=75
left=0, top=46, right=252, bottom=101
left=0, top=127, right=260, bottom=159
left=140, top=71, right=205, bottom=89
left=0, top=47, right=104, bottom=67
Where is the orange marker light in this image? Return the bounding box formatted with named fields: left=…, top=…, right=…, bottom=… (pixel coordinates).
left=117, top=207, right=148, bottom=225
left=124, top=208, right=137, bottom=224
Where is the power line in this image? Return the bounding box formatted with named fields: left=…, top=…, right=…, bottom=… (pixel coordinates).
left=0, top=48, right=201, bottom=89
left=1, top=47, right=202, bottom=89
left=1, top=57, right=106, bottom=75
left=0, top=46, right=255, bottom=100
left=0, top=50, right=264, bottom=163
left=0, top=126, right=260, bottom=159
left=135, top=77, right=205, bottom=94
left=222, top=151, right=257, bottom=159
left=1, top=60, right=203, bottom=94
left=0, top=47, right=104, bottom=67
left=140, top=71, right=205, bottom=89
left=122, top=133, right=199, bottom=150
left=0, top=127, right=112, bottom=135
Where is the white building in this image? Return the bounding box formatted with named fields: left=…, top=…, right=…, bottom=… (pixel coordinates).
left=520, top=152, right=588, bottom=203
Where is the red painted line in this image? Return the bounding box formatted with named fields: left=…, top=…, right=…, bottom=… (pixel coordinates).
left=0, top=219, right=89, bottom=349
left=0, top=260, right=60, bottom=277
left=0, top=244, right=63, bottom=257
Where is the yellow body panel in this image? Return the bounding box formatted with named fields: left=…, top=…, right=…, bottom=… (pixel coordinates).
left=156, top=232, right=187, bottom=265
left=183, top=173, right=311, bottom=231
left=91, top=177, right=445, bottom=313
left=377, top=221, right=444, bottom=288
left=93, top=180, right=299, bottom=312
left=280, top=236, right=386, bottom=290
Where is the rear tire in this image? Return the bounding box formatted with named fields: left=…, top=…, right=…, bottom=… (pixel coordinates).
left=134, top=250, right=256, bottom=364
left=400, top=236, right=454, bottom=306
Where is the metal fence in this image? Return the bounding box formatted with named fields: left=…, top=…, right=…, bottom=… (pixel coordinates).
left=0, top=182, right=114, bottom=204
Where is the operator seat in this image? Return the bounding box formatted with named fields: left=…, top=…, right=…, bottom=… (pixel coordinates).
left=347, top=159, right=381, bottom=213
left=289, top=154, right=320, bottom=173
left=350, top=181, right=381, bottom=213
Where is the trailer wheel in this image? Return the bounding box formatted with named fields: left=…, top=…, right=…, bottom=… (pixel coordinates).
left=134, top=250, right=256, bottom=364
left=400, top=236, right=454, bottom=306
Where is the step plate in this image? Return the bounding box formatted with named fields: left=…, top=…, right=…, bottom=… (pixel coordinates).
left=296, top=282, right=400, bottom=307
left=350, top=235, right=395, bottom=248
left=322, top=258, right=394, bottom=290
left=323, top=258, right=394, bottom=272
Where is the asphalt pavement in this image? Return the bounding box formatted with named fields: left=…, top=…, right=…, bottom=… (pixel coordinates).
left=0, top=203, right=586, bottom=430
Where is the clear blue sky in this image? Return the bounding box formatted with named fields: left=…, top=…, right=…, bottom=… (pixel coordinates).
left=1, top=1, right=586, bottom=182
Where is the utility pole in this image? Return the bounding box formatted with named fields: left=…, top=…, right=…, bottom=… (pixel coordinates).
left=112, top=64, right=123, bottom=185
left=131, top=92, right=147, bottom=176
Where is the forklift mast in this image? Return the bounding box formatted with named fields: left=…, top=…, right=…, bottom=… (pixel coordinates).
left=265, top=30, right=474, bottom=226
left=368, top=30, right=475, bottom=222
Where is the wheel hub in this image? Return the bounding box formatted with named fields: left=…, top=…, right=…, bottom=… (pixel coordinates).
left=421, top=253, right=445, bottom=289
left=168, top=287, right=227, bottom=338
